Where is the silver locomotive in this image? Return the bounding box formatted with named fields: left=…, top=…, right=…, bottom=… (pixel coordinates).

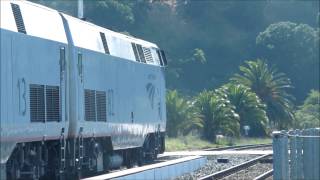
left=0, top=1, right=167, bottom=179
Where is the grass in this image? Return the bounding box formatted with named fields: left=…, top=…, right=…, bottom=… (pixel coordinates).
left=165, top=135, right=272, bottom=152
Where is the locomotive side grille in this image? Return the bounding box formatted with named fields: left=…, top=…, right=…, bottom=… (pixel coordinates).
left=131, top=43, right=140, bottom=62
left=11, top=3, right=27, bottom=34
left=85, top=89, right=96, bottom=121
left=96, top=91, right=107, bottom=122
left=46, top=86, right=60, bottom=122
left=30, top=84, right=45, bottom=122
left=143, top=47, right=154, bottom=63
left=100, top=32, right=110, bottom=54
left=136, top=44, right=146, bottom=63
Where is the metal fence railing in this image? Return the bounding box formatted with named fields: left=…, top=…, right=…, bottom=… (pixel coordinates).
left=272, top=128, right=320, bottom=180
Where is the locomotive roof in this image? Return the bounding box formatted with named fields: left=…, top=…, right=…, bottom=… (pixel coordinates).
left=0, top=0, right=158, bottom=49
left=0, top=0, right=68, bottom=43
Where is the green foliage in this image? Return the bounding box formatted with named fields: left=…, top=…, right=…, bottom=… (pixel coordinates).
left=256, top=22, right=319, bottom=101
left=165, top=135, right=272, bottom=151
left=84, top=0, right=135, bottom=31
left=217, top=84, right=268, bottom=136
left=195, top=90, right=240, bottom=142
left=165, top=90, right=202, bottom=137
left=295, top=90, right=320, bottom=128
left=192, top=48, right=206, bottom=64
left=231, top=59, right=295, bottom=129
left=165, top=135, right=219, bottom=152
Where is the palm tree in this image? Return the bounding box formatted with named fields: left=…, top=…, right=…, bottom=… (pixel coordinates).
left=217, top=84, right=268, bottom=136
left=195, top=90, right=240, bottom=142
left=231, top=59, right=294, bottom=129
left=166, top=90, right=202, bottom=137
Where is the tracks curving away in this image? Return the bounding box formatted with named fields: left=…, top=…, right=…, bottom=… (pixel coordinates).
left=198, top=154, right=272, bottom=180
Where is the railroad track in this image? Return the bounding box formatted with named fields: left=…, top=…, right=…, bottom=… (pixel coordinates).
left=198, top=154, right=272, bottom=180
left=254, top=169, right=273, bottom=180
left=203, top=143, right=272, bottom=151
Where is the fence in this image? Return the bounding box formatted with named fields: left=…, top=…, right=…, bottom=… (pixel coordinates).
left=273, top=128, right=320, bottom=180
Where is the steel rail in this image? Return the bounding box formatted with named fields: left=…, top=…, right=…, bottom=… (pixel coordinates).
left=203, top=143, right=272, bottom=151
left=232, top=144, right=272, bottom=150
left=198, top=154, right=272, bottom=180
left=253, top=169, right=273, bottom=180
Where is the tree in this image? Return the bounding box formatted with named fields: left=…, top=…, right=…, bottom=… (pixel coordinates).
left=195, top=90, right=240, bottom=142
left=84, top=0, right=135, bottom=31
left=217, top=84, right=268, bottom=136
left=295, top=90, right=320, bottom=128
left=231, top=59, right=294, bottom=129
left=166, top=90, right=202, bottom=137
left=256, top=21, right=319, bottom=101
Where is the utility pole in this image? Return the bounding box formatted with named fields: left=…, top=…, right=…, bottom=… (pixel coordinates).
left=77, top=0, right=84, bottom=19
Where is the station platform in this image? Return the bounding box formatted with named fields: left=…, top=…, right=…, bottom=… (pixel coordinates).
left=82, top=156, right=207, bottom=180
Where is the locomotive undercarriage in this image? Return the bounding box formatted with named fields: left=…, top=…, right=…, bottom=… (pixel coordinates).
left=5, top=132, right=165, bottom=180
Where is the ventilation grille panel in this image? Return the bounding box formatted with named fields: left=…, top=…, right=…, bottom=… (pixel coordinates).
left=100, top=32, right=110, bottom=54
left=143, top=47, right=153, bottom=63
left=96, top=91, right=107, bottom=122
left=46, top=86, right=60, bottom=122
left=85, top=90, right=96, bottom=121
left=131, top=43, right=140, bottom=62
left=136, top=44, right=146, bottom=63
left=30, top=84, right=45, bottom=122
left=11, top=3, right=26, bottom=34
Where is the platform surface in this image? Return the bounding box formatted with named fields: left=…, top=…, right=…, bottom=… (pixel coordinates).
left=82, top=155, right=207, bottom=180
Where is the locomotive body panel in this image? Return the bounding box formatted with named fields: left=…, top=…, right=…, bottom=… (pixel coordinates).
left=66, top=45, right=166, bottom=149
left=62, top=13, right=166, bottom=150
left=0, top=27, right=69, bottom=162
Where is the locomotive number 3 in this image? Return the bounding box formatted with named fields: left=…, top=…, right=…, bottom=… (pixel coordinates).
left=18, top=78, right=27, bottom=116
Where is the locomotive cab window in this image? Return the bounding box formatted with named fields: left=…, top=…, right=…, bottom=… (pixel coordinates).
left=156, top=49, right=167, bottom=67
left=160, top=50, right=168, bottom=66
left=156, top=50, right=164, bottom=66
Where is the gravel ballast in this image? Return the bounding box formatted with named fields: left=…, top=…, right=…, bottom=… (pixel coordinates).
left=174, top=155, right=260, bottom=180
left=222, top=163, right=273, bottom=179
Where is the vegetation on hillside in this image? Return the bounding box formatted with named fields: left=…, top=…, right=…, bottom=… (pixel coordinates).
left=294, top=90, right=320, bottom=129
left=166, top=59, right=301, bottom=142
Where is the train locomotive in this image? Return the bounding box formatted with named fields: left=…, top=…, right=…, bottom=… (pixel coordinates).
left=0, top=1, right=167, bottom=179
